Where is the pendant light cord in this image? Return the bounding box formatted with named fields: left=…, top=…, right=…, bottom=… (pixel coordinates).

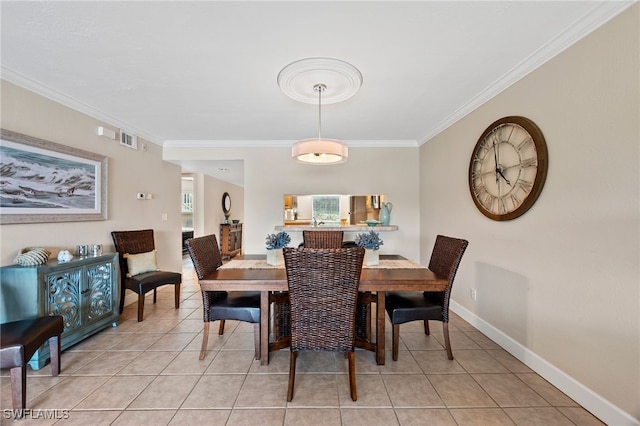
left=314, top=83, right=326, bottom=140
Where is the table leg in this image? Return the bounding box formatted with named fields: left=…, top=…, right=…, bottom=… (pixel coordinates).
left=260, top=291, right=270, bottom=365
left=376, top=291, right=386, bottom=365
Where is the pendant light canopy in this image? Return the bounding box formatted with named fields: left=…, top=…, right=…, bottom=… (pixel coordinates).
left=278, top=58, right=362, bottom=165
left=291, top=84, right=348, bottom=165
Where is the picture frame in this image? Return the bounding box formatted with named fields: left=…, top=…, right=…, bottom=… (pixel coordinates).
left=0, top=129, right=108, bottom=224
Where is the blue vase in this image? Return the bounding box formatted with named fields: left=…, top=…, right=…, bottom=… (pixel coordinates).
left=379, top=202, right=392, bottom=225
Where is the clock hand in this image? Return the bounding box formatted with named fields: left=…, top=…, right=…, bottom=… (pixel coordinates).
left=497, top=168, right=511, bottom=186
left=492, top=140, right=500, bottom=185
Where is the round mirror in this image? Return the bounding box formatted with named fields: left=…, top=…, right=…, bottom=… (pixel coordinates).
left=222, top=192, right=231, bottom=214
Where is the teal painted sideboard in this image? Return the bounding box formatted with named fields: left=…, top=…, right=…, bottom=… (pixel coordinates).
left=0, top=253, right=120, bottom=370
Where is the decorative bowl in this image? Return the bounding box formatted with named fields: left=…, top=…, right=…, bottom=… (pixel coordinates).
left=363, top=220, right=381, bottom=227
left=232, top=219, right=240, bottom=224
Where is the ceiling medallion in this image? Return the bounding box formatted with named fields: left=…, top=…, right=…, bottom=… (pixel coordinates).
left=277, top=57, right=363, bottom=104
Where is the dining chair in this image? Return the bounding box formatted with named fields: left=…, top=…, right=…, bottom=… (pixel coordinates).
left=272, top=230, right=345, bottom=351
left=283, top=247, right=365, bottom=401
left=185, top=234, right=261, bottom=360
left=385, top=235, right=468, bottom=361
left=0, top=316, right=64, bottom=418
left=111, top=229, right=182, bottom=322
left=302, top=230, right=344, bottom=248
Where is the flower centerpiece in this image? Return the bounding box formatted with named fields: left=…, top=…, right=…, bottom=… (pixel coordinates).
left=265, top=231, right=290, bottom=266
left=355, top=230, right=383, bottom=266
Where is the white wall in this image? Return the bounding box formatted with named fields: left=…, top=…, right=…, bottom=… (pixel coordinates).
left=186, top=172, right=244, bottom=239
left=164, top=146, right=421, bottom=260
left=420, top=6, right=639, bottom=423
left=0, top=81, right=183, bottom=273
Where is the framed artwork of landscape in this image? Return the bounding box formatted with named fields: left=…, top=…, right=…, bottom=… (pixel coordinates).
left=0, top=129, right=108, bottom=224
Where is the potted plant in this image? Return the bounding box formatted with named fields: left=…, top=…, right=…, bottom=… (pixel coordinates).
left=355, top=230, right=383, bottom=266
left=265, top=231, right=290, bottom=266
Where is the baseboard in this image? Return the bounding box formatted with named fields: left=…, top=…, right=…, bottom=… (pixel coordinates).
left=450, top=300, right=639, bottom=426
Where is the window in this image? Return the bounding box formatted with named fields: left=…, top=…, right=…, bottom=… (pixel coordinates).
left=182, top=192, right=193, bottom=213
left=312, top=195, right=340, bottom=226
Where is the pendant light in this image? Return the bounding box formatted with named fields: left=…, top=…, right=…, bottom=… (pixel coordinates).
left=291, top=83, right=348, bottom=165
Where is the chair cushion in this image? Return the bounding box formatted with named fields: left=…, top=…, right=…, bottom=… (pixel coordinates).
left=385, top=291, right=444, bottom=325
left=125, top=250, right=159, bottom=277
left=209, top=291, right=261, bottom=324
left=0, top=316, right=64, bottom=369
left=125, top=271, right=182, bottom=294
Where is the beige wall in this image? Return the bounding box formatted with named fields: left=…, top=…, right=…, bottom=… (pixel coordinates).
left=184, top=172, right=245, bottom=239
left=164, top=146, right=421, bottom=260
left=420, top=6, right=639, bottom=423
left=0, top=81, right=183, bottom=273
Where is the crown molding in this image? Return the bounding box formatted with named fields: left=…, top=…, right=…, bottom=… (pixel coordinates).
left=163, top=140, right=419, bottom=149
left=418, top=1, right=636, bottom=146
left=1, top=67, right=162, bottom=146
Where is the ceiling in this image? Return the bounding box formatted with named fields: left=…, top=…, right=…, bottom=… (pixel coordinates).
left=1, top=1, right=633, bottom=186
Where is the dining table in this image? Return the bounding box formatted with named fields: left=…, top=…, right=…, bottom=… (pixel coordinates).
left=197, top=254, right=448, bottom=365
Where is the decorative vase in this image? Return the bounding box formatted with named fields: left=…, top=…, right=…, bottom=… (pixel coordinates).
left=266, top=248, right=284, bottom=266
left=364, top=249, right=379, bottom=266
left=379, top=202, right=392, bottom=226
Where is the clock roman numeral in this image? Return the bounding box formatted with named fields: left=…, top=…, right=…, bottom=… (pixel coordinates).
left=474, top=182, right=488, bottom=198
left=520, top=157, right=537, bottom=168
left=509, top=193, right=522, bottom=209
left=480, top=193, right=497, bottom=212
left=499, top=197, right=508, bottom=214
left=515, top=179, right=533, bottom=193
left=517, top=136, right=533, bottom=151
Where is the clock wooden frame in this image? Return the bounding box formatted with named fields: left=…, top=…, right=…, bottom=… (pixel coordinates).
left=468, top=116, right=548, bottom=221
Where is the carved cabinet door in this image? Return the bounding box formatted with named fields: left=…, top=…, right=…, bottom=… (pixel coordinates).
left=45, top=268, right=82, bottom=333
left=85, top=261, right=116, bottom=325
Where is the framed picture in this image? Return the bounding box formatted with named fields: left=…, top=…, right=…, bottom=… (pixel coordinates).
left=0, top=129, right=108, bottom=224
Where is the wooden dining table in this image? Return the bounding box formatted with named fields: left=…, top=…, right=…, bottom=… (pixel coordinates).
left=197, top=254, right=447, bottom=365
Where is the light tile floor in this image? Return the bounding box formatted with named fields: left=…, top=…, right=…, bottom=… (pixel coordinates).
left=1, top=256, right=605, bottom=425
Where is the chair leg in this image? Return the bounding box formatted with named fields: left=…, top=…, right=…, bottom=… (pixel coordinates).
left=218, top=320, right=226, bottom=335
left=137, top=293, right=145, bottom=322
left=392, top=324, right=400, bottom=361
left=443, top=322, right=453, bottom=360
left=119, top=286, right=126, bottom=314
left=287, top=351, right=298, bottom=402
left=253, top=323, right=260, bottom=360
left=347, top=351, right=357, bottom=401
left=9, top=366, right=26, bottom=414
left=365, top=302, right=371, bottom=340
left=174, top=284, right=181, bottom=309
left=153, top=288, right=157, bottom=304
left=199, top=322, right=210, bottom=360
left=49, top=335, right=61, bottom=376
left=424, top=320, right=430, bottom=335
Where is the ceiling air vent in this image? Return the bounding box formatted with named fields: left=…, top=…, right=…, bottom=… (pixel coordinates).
left=120, top=131, right=137, bottom=149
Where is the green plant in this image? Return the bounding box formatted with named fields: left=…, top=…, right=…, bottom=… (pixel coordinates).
left=265, top=231, right=291, bottom=250
left=355, top=230, right=383, bottom=250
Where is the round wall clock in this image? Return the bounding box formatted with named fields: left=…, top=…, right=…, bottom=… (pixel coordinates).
left=469, top=116, right=548, bottom=221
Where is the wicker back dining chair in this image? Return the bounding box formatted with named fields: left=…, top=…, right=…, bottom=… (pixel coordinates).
left=385, top=235, right=468, bottom=361
left=272, top=230, right=345, bottom=352
left=302, top=230, right=344, bottom=248
left=185, top=234, right=261, bottom=360
left=111, top=229, right=182, bottom=322
left=283, top=247, right=365, bottom=401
